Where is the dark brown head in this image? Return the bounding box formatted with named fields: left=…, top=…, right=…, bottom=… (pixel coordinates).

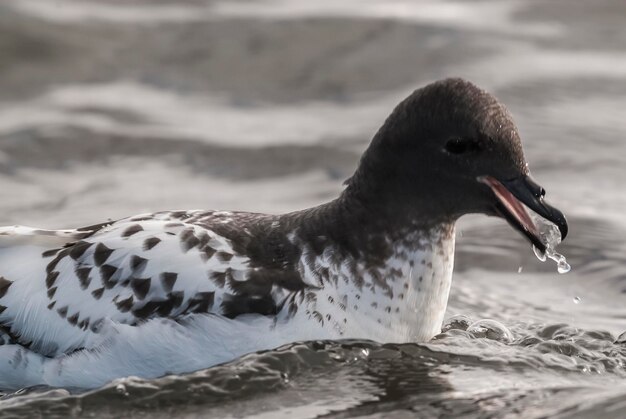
left=345, top=78, right=567, bottom=251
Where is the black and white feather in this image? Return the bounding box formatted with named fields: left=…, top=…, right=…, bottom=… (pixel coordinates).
left=0, top=78, right=541, bottom=390
left=0, top=208, right=453, bottom=389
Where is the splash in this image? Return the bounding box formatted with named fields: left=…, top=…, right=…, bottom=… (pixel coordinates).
left=531, top=214, right=571, bottom=274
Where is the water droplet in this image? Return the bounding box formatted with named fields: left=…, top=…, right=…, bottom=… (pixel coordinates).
left=529, top=218, right=571, bottom=273
left=557, top=259, right=571, bottom=274
left=517, top=266, right=523, bottom=273
left=573, top=296, right=581, bottom=304
left=544, top=249, right=571, bottom=274
left=532, top=245, right=547, bottom=262
left=115, top=383, right=129, bottom=396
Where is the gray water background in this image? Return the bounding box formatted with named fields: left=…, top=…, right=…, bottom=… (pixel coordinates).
left=0, top=0, right=625, bottom=417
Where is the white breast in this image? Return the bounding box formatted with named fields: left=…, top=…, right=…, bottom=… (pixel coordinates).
left=282, top=225, right=456, bottom=343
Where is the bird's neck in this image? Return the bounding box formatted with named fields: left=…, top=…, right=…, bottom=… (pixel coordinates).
left=284, top=198, right=456, bottom=342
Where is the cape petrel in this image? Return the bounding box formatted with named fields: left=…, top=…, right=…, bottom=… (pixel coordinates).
left=0, top=78, right=567, bottom=390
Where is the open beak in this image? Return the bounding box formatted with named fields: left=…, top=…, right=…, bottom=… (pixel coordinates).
left=478, top=175, right=568, bottom=253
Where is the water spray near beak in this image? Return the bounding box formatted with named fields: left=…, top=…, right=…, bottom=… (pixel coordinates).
left=478, top=175, right=570, bottom=274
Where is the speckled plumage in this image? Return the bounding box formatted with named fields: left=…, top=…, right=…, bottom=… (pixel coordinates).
left=0, top=209, right=455, bottom=389
left=0, top=78, right=567, bottom=390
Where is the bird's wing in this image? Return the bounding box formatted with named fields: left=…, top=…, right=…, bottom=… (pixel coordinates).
left=0, top=211, right=301, bottom=356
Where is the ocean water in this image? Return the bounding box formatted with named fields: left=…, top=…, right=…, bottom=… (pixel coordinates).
left=1, top=0, right=625, bottom=417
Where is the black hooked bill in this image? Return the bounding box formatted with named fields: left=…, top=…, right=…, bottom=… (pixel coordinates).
left=478, top=175, right=570, bottom=273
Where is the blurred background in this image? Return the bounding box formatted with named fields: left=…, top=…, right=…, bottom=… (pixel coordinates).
left=1, top=0, right=625, bottom=417
left=2, top=0, right=625, bottom=227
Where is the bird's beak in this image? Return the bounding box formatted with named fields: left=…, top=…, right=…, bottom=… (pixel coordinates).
left=478, top=175, right=568, bottom=253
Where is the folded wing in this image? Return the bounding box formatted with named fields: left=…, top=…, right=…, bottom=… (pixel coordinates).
left=0, top=212, right=273, bottom=356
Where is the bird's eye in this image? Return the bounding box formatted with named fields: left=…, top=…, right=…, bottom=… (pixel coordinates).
left=444, top=138, right=481, bottom=154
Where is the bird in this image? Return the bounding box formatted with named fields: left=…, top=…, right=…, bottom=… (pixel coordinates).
left=0, top=78, right=567, bottom=390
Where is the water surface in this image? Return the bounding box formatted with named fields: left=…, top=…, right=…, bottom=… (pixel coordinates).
left=1, top=0, right=625, bottom=417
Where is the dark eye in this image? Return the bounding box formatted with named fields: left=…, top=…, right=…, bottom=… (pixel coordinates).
left=444, top=138, right=481, bottom=154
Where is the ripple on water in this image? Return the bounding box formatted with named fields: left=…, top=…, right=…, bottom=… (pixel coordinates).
left=1, top=321, right=624, bottom=417
left=433, top=316, right=626, bottom=377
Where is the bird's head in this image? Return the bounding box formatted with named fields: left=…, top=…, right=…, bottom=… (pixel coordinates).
left=346, top=78, right=567, bottom=252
